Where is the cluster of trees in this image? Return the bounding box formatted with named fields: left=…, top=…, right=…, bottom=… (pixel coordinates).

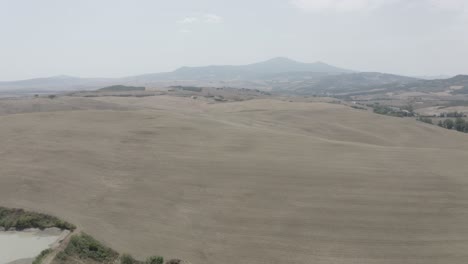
left=370, top=103, right=414, bottom=117
left=368, top=103, right=468, bottom=134
left=417, top=117, right=433, bottom=124
left=439, top=111, right=466, bottom=118
left=121, top=254, right=164, bottom=264
left=98, top=85, right=145, bottom=92
left=419, top=117, right=468, bottom=133
left=351, top=105, right=367, bottom=110
left=437, top=118, right=468, bottom=133
left=170, top=86, right=203, bottom=92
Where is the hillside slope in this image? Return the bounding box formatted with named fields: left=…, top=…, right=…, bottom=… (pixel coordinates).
left=406, top=74, right=468, bottom=93
left=292, top=72, right=419, bottom=94
left=1, top=97, right=468, bottom=264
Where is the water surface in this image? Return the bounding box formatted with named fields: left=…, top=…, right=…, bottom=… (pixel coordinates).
left=0, top=229, right=60, bottom=264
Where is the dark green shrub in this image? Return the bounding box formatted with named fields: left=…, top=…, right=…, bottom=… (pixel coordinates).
left=165, top=259, right=183, bottom=264
left=64, top=233, right=118, bottom=263
left=98, top=85, right=145, bottom=92
left=0, top=207, right=75, bottom=231
left=121, top=254, right=138, bottom=264
left=351, top=105, right=366, bottom=110
left=372, top=104, right=412, bottom=117
left=455, top=118, right=466, bottom=132
left=417, top=117, right=433, bottom=124
left=443, top=119, right=454, bottom=129
left=32, top=249, right=52, bottom=264
left=55, top=251, right=68, bottom=261
left=146, top=256, right=164, bottom=264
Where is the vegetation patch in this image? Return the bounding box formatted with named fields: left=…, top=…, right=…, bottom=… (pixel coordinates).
left=170, top=86, right=203, bottom=92
left=146, top=256, right=164, bottom=264
left=417, top=117, right=433, bottom=124
left=438, top=111, right=466, bottom=118
left=0, top=207, right=76, bottom=231
left=369, top=103, right=414, bottom=117
left=32, top=249, right=53, bottom=264
left=437, top=118, right=468, bottom=133
left=350, top=105, right=367, bottom=110
left=56, top=233, right=166, bottom=264
left=58, top=233, right=118, bottom=263
left=118, top=254, right=165, bottom=264
left=98, top=85, right=146, bottom=92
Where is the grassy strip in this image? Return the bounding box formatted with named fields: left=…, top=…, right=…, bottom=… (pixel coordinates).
left=120, top=254, right=164, bottom=264
left=55, top=233, right=165, bottom=264
left=32, top=249, right=53, bottom=264
left=0, top=207, right=76, bottom=231
left=55, top=233, right=119, bottom=264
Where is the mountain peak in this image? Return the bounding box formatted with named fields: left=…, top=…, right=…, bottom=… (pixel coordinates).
left=169, top=58, right=353, bottom=79
left=245, top=57, right=352, bottom=74
left=52, top=75, right=79, bottom=79
left=263, top=57, right=300, bottom=64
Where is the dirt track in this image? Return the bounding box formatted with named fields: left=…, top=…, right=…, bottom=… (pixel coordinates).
left=1, top=96, right=468, bottom=264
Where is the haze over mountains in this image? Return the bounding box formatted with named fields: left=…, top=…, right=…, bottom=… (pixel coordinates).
left=0, top=57, right=465, bottom=96
left=146, top=57, right=353, bottom=79
left=0, top=57, right=349, bottom=91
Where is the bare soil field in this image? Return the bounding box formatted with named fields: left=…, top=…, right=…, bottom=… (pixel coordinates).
left=1, top=95, right=468, bottom=264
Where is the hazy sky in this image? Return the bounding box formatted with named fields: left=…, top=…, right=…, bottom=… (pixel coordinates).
left=0, top=0, right=467, bottom=80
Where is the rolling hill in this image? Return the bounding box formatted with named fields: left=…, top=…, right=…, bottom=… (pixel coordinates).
left=284, top=72, right=420, bottom=94
left=322, top=74, right=468, bottom=97
left=1, top=96, right=468, bottom=264
left=404, top=74, right=468, bottom=93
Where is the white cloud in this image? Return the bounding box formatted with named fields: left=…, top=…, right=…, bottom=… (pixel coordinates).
left=178, top=17, right=198, bottom=24
left=202, top=14, right=223, bottom=24
left=177, top=14, right=223, bottom=24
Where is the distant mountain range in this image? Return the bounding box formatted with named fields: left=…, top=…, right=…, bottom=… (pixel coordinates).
left=413, top=75, right=453, bottom=80
left=0, top=58, right=353, bottom=92
left=131, top=57, right=354, bottom=82
left=0, top=75, right=115, bottom=91
left=292, top=72, right=420, bottom=95
left=317, top=74, right=468, bottom=97
left=0, top=57, right=466, bottom=95
left=395, top=74, right=468, bottom=93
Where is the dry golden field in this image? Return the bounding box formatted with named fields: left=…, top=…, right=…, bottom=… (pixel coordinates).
left=1, top=95, right=468, bottom=264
